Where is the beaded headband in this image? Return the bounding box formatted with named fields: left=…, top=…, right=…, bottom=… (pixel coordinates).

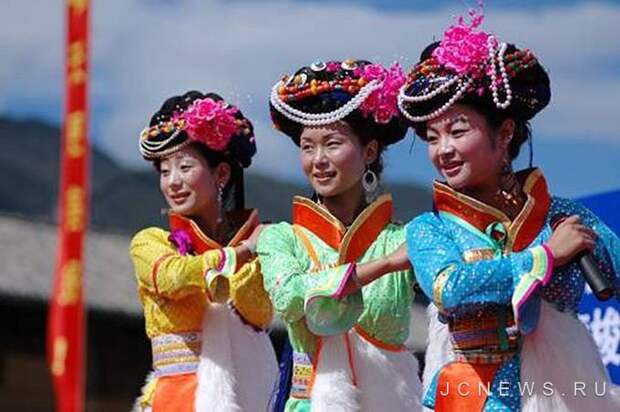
left=139, top=97, right=252, bottom=159
left=398, top=3, right=546, bottom=123
left=270, top=59, right=406, bottom=126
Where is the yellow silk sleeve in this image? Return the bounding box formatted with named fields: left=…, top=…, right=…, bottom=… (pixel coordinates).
left=229, top=258, right=274, bottom=330
left=129, top=227, right=235, bottom=300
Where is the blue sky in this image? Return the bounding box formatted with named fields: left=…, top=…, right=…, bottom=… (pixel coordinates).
left=1, top=0, right=619, bottom=197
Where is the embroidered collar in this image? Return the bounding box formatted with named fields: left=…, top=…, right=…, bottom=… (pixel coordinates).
left=433, top=168, right=551, bottom=252
left=292, top=194, right=393, bottom=263
left=168, top=209, right=259, bottom=253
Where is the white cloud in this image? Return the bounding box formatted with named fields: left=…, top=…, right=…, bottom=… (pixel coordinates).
left=1, top=0, right=619, bottom=184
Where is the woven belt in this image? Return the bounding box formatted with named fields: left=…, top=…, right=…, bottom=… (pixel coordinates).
left=151, top=331, right=202, bottom=376
left=291, top=351, right=314, bottom=399
left=454, top=348, right=517, bottom=364
left=448, top=304, right=520, bottom=353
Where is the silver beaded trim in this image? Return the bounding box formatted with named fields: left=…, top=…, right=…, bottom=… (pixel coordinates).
left=398, top=36, right=515, bottom=123
left=270, top=79, right=382, bottom=126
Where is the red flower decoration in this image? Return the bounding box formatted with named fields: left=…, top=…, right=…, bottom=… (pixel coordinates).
left=181, top=98, right=239, bottom=151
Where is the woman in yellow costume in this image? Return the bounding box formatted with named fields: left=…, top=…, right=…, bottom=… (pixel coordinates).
left=130, top=91, right=278, bottom=412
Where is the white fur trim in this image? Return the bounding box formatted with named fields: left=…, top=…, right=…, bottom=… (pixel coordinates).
left=422, top=304, right=454, bottom=412
left=521, top=300, right=620, bottom=412
left=132, top=371, right=156, bottom=412
left=228, top=309, right=279, bottom=412
left=195, top=302, right=242, bottom=412
left=311, top=335, right=360, bottom=412
left=351, top=330, right=423, bottom=411
left=423, top=304, right=454, bottom=389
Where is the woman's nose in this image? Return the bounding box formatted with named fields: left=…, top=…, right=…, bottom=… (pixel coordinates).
left=437, top=137, right=455, bottom=156
left=168, top=169, right=183, bottom=189
left=312, top=146, right=328, bottom=166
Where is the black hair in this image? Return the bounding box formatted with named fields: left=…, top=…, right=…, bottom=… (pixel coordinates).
left=269, top=60, right=409, bottom=177
left=406, top=42, right=550, bottom=161
left=150, top=90, right=255, bottom=210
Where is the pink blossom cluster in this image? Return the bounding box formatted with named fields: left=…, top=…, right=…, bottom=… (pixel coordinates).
left=432, top=2, right=494, bottom=78
left=179, top=98, right=239, bottom=151
left=357, top=62, right=407, bottom=124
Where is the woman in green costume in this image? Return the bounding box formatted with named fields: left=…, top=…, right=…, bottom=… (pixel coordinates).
left=258, top=59, right=423, bottom=412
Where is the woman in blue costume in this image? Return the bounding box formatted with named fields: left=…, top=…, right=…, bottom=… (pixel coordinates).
left=398, top=6, right=620, bottom=412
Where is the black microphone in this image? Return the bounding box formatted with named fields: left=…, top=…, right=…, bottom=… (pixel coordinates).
left=551, top=216, right=614, bottom=301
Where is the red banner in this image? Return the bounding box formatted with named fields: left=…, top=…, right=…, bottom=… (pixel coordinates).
left=47, top=1, right=90, bottom=411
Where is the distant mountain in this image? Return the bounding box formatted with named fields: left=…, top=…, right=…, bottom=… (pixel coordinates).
left=0, top=117, right=431, bottom=234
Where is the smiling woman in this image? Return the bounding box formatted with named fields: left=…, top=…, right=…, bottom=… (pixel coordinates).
left=399, top=5, right=620, bottom=411
left=129, top=91, right=278, bottom=412
left=259, top=59, right=423, bottom=411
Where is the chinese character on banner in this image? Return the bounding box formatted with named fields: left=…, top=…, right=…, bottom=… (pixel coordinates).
left=578, top=190, right=620, bottom=385
left=46, top=1, right=90, bottom=412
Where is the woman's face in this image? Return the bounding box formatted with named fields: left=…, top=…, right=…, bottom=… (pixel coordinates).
left=159, top=145, right=228, bottom=218
left=299, top=121, right=376, bottom=200
left=425, top=104, right=510, bottom=192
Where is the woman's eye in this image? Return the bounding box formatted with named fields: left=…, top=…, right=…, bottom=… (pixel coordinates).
left=452, top=129, right=467, bottom=137
left=160, top=169, right=170, bottom=177
left=180, top=164, right=192, bottom=171
left=327, top=141, right=341, bottom=148
left=426, top=135, right=438, bottom=144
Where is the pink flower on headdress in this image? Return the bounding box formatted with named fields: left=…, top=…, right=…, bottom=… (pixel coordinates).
left=432, top=1, right=494, bottom=78
left=326, top=61, right=340, bottom=73
left=361, top=64, right=387, bottom=81
left=180, top=98, right=239, bottom=151
left=358, top=62, right=406, bottom=124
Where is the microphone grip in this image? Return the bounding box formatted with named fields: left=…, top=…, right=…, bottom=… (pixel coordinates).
left=579, top=253, right=614, bottom=301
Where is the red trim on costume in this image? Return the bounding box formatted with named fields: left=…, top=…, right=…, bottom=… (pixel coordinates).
left=292, top=195, right=393, bottom=262
left=511, top=174, right=551, bottom=251
left=342, top=198, right=392, bottom=263
left=292, top=200, right=344, bottom=251
left=344, top=334, right=358, bottom=386
left=307, top=337, right=323, bottom=397
left=433, top=184, right=499, bottom=232
left=151, top=253, right=174, bottom=296
left=168, top=209, right=259, bottom=252
left=433, top=168, right=552, bottom=252
left=354, top=325, right=408, bottom=352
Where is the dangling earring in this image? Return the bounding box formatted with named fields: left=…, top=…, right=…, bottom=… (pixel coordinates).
left=216, top=184, right=224, bottom=224
left=362, top=167, right=379, bottom=203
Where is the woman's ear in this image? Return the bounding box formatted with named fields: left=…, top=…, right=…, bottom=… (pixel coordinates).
left=215, top=162, right=232, bottom=188
left=364, top=139, right=379, bottom=166
left=498, top=118, right=516, bottom=151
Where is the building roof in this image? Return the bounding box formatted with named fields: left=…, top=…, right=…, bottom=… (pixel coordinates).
left=0, top=213, right=141, bottom=315
left=0, top=213, right=429, bottom=350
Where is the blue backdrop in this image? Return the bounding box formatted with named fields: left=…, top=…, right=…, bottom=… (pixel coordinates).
left=577, top=189, right=620, bottom=384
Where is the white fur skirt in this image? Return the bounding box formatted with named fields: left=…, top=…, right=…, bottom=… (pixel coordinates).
left=520, top=300, right=620, bottom=412
left=194, top=302, right=279, bottom=412
left=310, top=328, right=423, bottom=412
left=424, top=302, right=620, bottom=411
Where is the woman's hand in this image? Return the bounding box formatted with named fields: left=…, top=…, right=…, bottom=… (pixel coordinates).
left=246, top=224, right=267, bottom=250
left=341, top=243, right=412, bottom=297
left=236, top=224, right=269, bottom=264
left=547, top=215, right=597, bottom=267
left=387, top=243, right=412, bottom=273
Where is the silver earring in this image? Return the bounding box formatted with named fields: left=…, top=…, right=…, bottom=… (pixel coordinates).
left=217, top=184, right=224, bottom=206
left=362, top=168, right=379, bottom=203
left=216, top=184, right=224, bottom=224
